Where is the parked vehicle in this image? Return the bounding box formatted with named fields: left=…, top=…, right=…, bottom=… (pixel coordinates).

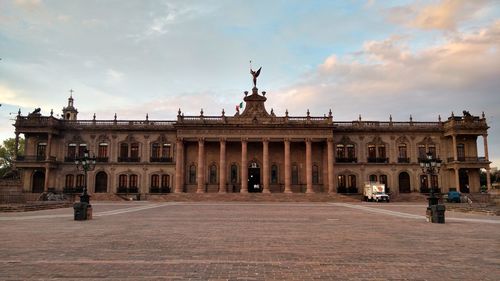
left=363, top=182, right=390, bottom=202
left=446, top=190, right=461, bottom=203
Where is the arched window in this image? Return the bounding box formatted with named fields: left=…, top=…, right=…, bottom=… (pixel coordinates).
left=130, top=143, right=139, bottom=159
left=151, top=143, right=161, bottom=158
left=65, top=174, right=74, bottom=188
left=189, top=164, right=197, bottom=184
left=420, top=175, right=429, bottom=192
left=129, top=174, right=138, bottom=188
left=76, top=174, right=85, bottom=187
left=431, top=175, right=438, bottom=189
left=338, top=175, right=346, bottom=193
left=271, top=164, right=278, bottom=184
left=312, top=164, right=319, bottom=184
left=230, top=164, right=238, bottom=183
left=151, top=174, right=159, bottom=188
left=369, top=174, right=377, bottom=182
left=292, top=164, right=299, bottom=184
left=209, top=164, right=217, bottom=184
left=398, top=144, right=408, bottom=162
left=119, top=175, right=127, bottom=188
left=379, top=175, right=387, bottom=186
left=161, top=174, right=170, bottom=188
left=336, top=144, right=345, bottom=158
left=348, top=175, right=356, bottom=188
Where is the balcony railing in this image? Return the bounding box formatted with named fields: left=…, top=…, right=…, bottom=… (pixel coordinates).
left=16, top=155, right=56, bottom=162
left=149, top=187, right=171, bottom=193
left=337, top=187, right=358, bottom=194
left=150, top=157, right=173, bottom=163
left=117, top=187, right=139, bottom=193
left=446, top=157, right=488, bottom=163
left=118, top=157, right=141, bottom=162
left=96, top=157, right=109, bottom=163
left=367, top=157, right=389, bottom=163
left=63, top=186, right=84, bottom=194
left=335, top=157, right=358, bottom=163
left=398, top=157, right=410, bottom=163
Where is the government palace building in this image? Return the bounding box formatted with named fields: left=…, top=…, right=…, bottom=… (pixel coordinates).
left=12, top=79, right=492, bottom=197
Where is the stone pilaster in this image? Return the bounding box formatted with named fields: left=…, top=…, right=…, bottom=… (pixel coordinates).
left=306, top=138, right=314, bottom=193
left=452, top=134, right=457, bottom=161
left=175, top=138, right=184, bottom=193
left=219, top=138, right=226, bottom=193
left=284, top=138, right=292, bottom=193
left=197, top=138, right=205, bottom=193
left=327, top=138, right=335, bottom=193
left=241, top=139, right=248, bottom=193
left=262, top=138, right=270, bottom=193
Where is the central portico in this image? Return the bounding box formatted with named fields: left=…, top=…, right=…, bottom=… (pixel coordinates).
left=174, top=87, right=336, bottom=194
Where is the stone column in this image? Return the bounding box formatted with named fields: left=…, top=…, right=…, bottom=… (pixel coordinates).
left=175, top=138, right=184, bottom=193
left=197, top=138, right=205, bottom=193
left=241, top=139, right=248, bottom=193
left=454, top=168, right=460, bottom=191
left=14, top=132, right=19, bottom=158
left=44, top=165, right=50, bottom=192
left=219, top=138, right=227, bottom=193
left=262, top=138, right=270, bottom=193
left=46, top=133, right=52, bottom=161
left=306, top=138, right=314, bottom=193
left=452, top=134, right=458, bottom=161
left=483, top=134, right=492, bottom=191
left=284, top=138, right=292, bottom=193
left=327, top=138, right=335, bottom=193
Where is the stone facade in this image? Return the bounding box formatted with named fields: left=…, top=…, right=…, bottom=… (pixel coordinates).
left=13, top=87, right=492, bottom=196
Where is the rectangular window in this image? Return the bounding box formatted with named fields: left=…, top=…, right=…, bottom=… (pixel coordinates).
left=65, top=175, right=74, bottom=188
left=162, top=144, right=171, bottom=158
left=348, top=175, right=356, bottom=188
left=120, top=143, right=128, bottom=159
left=428, top=146, right=436, bottom=158
left=431, top=175, right=438, bottom=188
left=368, top=145, right=376, bottom=158
left=98, top=143, right=108, bottom=158
left=130, top=143, right=139, bottom=158
left=78, top=144, right=87, bottom=157
left=420, top=175, right=429, bottom=189
left=336, top=145, right=345, bottom=158
left=457, top=144, right=465, bottom=159
left=347, top=145, right=355, bottom=159
left=338, top=175, right=346, bottom=188
left=378, top=145, right=386, bottom=159
left=68, top=144, right=77, bottom=158
left=418, top=145, right=426, bottom=159
left=151, top=143, right=160, bottom=158
left=398, top=145, right=407, bottom=158
left=37, top=143, right=47, bottom=158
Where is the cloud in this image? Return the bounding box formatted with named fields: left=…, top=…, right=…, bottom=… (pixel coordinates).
left=14, top=0, right=42, bottom=10
left=106, top=69, right=124, bottom=83
left=387, top=0, right=491, bottom=31
left=272, top=20, right=500, bottom=116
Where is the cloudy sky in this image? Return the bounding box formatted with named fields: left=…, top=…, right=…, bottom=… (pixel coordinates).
left=0, top=0, right=499, bottom=167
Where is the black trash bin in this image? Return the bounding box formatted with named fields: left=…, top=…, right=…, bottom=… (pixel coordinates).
left=74, top=202, right=89, bottom=221
left=431, top=204, right=446, bottom=224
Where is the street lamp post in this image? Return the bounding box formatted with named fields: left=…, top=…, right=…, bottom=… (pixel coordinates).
left=419, top=152, right=445, bottom=223
left=74, top=149, right=96, bottom=204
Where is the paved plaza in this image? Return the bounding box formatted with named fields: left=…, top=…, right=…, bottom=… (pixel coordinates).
left=0, top=201, right=499, bottom=280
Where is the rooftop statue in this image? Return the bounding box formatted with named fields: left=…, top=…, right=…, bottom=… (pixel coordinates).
left=250, top=66, right=261, bottom=88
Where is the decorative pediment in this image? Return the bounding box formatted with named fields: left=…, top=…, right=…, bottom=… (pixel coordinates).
left=67, top=134, right=84, bottom=144
left=237, top=88, right=271, bottom=119
left=368, top=136, right=385, bottom=145
left=396, top=136, right=410, bottom=144
left=154, top=134, right=168, bottom=143
left=338, top=136, right=355, bottom=145
left=418, top=136, right=434, bottom=145
left=97, top=134, right=110, bottom=142
left=124, top=134, right=136, bottom=142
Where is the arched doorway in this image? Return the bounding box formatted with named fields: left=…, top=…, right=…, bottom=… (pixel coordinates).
left=459, top=169, right=470, bottom=193
left=248, top=162, right=261, bottom=193
left=32, top=170, right=45, bottom=193
left=398, top=172, right=411, bottom=193
left=95, top=171, right=108, bottom=193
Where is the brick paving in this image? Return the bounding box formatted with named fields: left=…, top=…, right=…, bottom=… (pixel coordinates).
left=0, top=201, right=499, bottom=280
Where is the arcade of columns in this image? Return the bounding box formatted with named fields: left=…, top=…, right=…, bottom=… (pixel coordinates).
left=174, top=138, right=337, bottom=193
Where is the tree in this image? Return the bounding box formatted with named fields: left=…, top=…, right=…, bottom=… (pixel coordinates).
left=0, top=137, right=25, bottom=178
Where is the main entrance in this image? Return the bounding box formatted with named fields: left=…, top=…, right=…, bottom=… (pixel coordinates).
left=459, top=169, right=470, bottom=193
left=248, top=162, right=261, bottom=193
left=32, top=170, right=45, bottom=193
left=398, top=172, right=411, bottom=193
